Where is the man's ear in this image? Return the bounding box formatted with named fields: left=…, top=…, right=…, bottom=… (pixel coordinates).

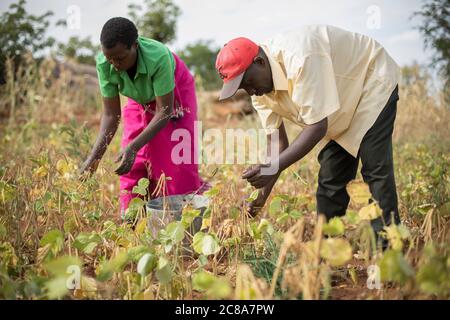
left=253, top=56, right=265, bottom=66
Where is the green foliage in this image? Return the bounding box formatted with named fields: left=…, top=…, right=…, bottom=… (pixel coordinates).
left=379, top=250, right=415, bottom=285
left=0, top=0, right=55, bottom=84
left=192, top=232, right=220, bottom=256
left=57, top=36, right=99, bottom=66
left=128, top=0, right=180, bottom=44
left=39, top=229, right=64, bottom=260
left=414, top=0, right=450, bottom=88
left=416, top=244, right=450, bottom=297
left=178, top=40, right=221, bottom=91
left=320, top=238, right=352, bottom=266
left=192, top=270, right=231, bottom=299
left=132, top=178, right=150, bottom=196
left=323, top=217, right=345, bottom=237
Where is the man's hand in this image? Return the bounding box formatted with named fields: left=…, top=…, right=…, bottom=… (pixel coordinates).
left=245, top=189, right=271, bottom=217
left=242, top=163, right=279, bottom=189
left=115, top=146, right=138, bottom=176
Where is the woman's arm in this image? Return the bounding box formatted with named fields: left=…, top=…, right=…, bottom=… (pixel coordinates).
left=79, top=96, right=121, bottom=176
left=114, top=91, right=174, bottom=175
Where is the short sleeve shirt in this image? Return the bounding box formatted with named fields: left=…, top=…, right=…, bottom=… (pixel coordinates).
left=252, top=25, right=400, bottom=157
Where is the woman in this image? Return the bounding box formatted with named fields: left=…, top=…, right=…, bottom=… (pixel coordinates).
left=80, top=17, right=207, bottom=217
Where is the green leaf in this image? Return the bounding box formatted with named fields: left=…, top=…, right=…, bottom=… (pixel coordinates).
left=40, top=229, right=64, bottom=257
left=202, top=207, right=212, bottom=219
left=101, top=220, right=118, bottom=239
left=276, top=213, right=289, bottom=224
left=165, top=221, right=185, bottom=243
left=379, top=250, right=415, bottom=285
left=83, top=242, right=98, bottom=254
left=192, top=270, right=215, bottom=289
left=73, top=232, right=102, bottom=253
left=192, top=270, right=231, bottom=299
left=320, top=238, right=352, bottom=266
left=155, top=257, right=172, bottom=284
left=384, top=224, right=410, bottom=251
left=137, top=253, right=157, bottom=276
left=181, top=208, right=201, bottom=228
left=40, top=229, right=64, bottom=247
left=96, top=251, right=130, bottom=282
left=132, top=178, right=150, bottom=196
left=269, top=196, right=282, bottom=216
left=192, top=232, right=220, bottom=256
left=204, top=187, right=219, bottom=197
left=247, top=190, right=259, bottom=202
left=127, top=245, right=153, bottom=262
left=258, top=219, right=274, bottom=236
left=343, top=210, right=360, bottom=225
left=289, top=210, right=303, bottom=219
left=358, top=202, right=382, bottom=220
left=45, top=276, right=69, bottom=299
left=128, top=197, right=145, bottom=210
left=347, top=181, right=371, bottom=205
left=44, top=255, right=82, bottom=277
left=138, top=178, right=150, bottom=189
left=198, top=255, right=208, bottom=267
left=323, top=217, right=345, bottom=236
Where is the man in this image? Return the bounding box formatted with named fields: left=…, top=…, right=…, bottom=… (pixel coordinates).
left=216, top=25, right=401, bottom=239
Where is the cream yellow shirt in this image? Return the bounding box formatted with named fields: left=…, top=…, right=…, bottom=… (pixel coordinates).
left=252, top=25, right=400, bottom=157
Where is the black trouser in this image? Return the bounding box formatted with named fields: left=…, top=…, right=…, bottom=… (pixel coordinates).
left=316, top=86, right=400, bottom=234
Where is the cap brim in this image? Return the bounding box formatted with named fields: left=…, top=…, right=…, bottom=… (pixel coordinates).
left=219, top=72, right=244, bottom=100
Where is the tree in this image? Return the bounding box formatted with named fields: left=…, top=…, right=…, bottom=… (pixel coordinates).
left=128, top=0, right=181, bottom=44
left=414, top=0, right=450, bottom=88
left=57, top=36, right=99, bottom=66
left=178, top=40, right=222, bottom=91
left=0, top=0, right=55, bottom=84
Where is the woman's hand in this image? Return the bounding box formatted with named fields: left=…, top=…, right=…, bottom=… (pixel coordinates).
left=79, top=157, right=100, bottom=181
left=115, top=146, right=138, bottom=176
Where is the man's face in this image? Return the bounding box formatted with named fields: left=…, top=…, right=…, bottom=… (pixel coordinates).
left=102, top=42, right=137, bottom=72
left=239, top=57, right=273, bottom=96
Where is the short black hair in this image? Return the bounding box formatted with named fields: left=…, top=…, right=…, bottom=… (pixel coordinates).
left=100, top=17, right=138, bottom=49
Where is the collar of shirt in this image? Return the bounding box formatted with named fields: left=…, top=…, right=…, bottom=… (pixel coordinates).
left=260, top=45, right=288, bottom=92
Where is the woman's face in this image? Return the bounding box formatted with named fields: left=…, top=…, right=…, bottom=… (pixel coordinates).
left=102, top=42, right=137, bottom=72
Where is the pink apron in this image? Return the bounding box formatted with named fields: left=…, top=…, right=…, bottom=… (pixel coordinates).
left=119, top=53, right=207, bottom=215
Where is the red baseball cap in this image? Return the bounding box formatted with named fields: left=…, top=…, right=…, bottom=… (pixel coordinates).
left=215, top=37, right=259, bottom=100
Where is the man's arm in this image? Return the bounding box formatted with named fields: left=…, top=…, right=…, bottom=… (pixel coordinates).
left=114, top=91, right=174, bottom=175
left=243, top=121, right=289, bottom=216
left=244, top=117, right=327, bottom=189
left=259, top=121, right=289, bottom=191
left=277, top=117, right=327, bottom=172
left=80, top=96, right=121, bottom=176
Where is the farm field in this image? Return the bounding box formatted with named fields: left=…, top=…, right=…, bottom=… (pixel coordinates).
left=0, top=57, right=449, bottom=300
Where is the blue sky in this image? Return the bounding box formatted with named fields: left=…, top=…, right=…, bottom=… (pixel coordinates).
left=0, top=0, right=431, bottom=67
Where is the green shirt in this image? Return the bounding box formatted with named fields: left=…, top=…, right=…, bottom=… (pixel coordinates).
left=95, top=36, right=176, bottom=104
